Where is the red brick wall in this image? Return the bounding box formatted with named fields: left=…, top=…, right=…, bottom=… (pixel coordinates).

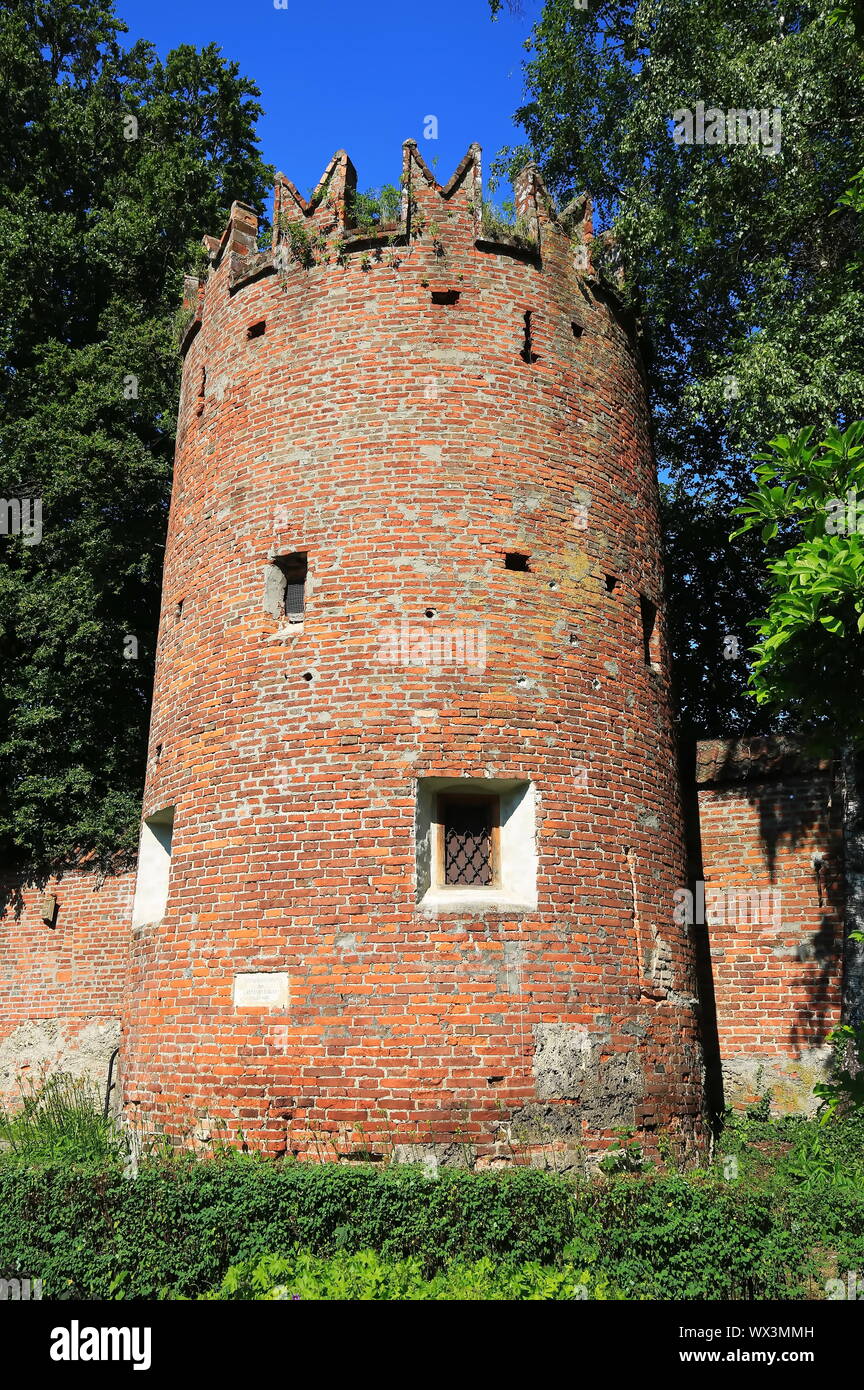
left=696, top=739, right=845, bottom=1114
left=0, top=864, right=134, bottom=1102
left=119, top=144, right=705, bottom=1165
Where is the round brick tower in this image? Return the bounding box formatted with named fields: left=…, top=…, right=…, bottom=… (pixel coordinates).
left=121, top=142, right=705, bottom=1165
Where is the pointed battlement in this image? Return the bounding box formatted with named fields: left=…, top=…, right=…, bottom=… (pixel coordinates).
left=199, top=141, right=598, bottom=289
left=273, top=150, right=358, bottom=242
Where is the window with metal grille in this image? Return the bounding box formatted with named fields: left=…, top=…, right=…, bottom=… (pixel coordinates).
left=437, top=794, right=499, bottom=887
left=275, top=552, right=307, bottom=621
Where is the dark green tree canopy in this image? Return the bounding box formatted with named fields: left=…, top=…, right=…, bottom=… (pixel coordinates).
left=491, top=0, right=864, bottom=739
left=0, top=0, right=271, bottom=872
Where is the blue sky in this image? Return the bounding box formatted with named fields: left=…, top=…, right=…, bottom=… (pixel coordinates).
left=117, top=0, right=543, bottom=202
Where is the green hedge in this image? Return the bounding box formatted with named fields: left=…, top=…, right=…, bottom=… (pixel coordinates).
left=0, top=1159, right=576, bottom=1298
left=0, top=1155, right=860, bottom=1299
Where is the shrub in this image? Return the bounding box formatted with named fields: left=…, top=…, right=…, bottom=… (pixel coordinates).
left=0, top=1073, right=123, bottom=1164
left=0, top=1158, right=576, bottom=1299
left=815, top=1025, right=864, bottom=1121
left=196, top=1249, right=631, bottom=1301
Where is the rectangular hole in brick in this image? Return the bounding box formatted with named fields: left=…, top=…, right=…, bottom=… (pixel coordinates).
left=520, top=311, right=539, bottom=363
left=640, top=594, right=660, bottom=666
left=505, top=552, right=531, bottom=572
left=247, top=320, right=266, bottom=339
left=270, top=551, right=308, bottom=621
left=604, top=574, right=619, bottom=592
left=431, top=290, right=460, bottom=305
left=572, top=321, right=584, bottom=339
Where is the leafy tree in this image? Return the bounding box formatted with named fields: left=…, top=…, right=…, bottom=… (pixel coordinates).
left=490, top=0, right=864, bottom=738
left=660, top=483, right=777, bottom=740
left=0, top=0, right=271, bottom=872
left=731, top=421, right=864, bottom=746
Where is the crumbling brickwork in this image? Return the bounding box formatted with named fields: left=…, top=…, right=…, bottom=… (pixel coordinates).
left=119, top=142, right=705, bottom=1164
left=0, top=863, right=133, bottom=1102
left=696, top=738, right=845, bottom=1114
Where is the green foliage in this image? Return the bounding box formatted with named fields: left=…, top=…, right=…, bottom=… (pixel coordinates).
left=660, top=482, right=776, bottom=739
left=0, top=0, right=272, bottom=873
left=0, top=1158, right=577, bottom=1298
left=814, top=1025, right=864, bottom=1120
left=276, top=218, right=321, bottom=269
left=493, top=0, right=864, bottom=738
left=478, top=198, right=538, bottom=249
left=597, top=1129, right=651, bottom=1175
left=0, top=1072, right=123, bottom=1163
left=198, top=1248, right=630, bottom=1300
left=0, top=1109, right=863, bottom=1299
left=348, top=185, right=402, bottom=232
left=731, top=422, right=864, bottom=744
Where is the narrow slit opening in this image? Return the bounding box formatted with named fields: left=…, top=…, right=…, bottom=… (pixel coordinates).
left=640, top=594, right=660, bottom=667
left=520, top=311, right=539, bottom=364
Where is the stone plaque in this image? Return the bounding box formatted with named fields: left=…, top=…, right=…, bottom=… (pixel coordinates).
left=232, top=972, right=290, bottom=1009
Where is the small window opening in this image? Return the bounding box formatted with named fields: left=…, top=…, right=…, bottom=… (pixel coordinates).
left=431, top=290, right=460, bottom=306
left=131, top=806, right=175, bottom=929
left=247, top=320, right=266, bottom=339
left=175, top=599, right=184, bottom=621
left=604, top=574, right=619, bottom=592
left=438, top=794, right=499, bottom=888
left=196, top=366, right=206, bottom=415
left=640, top=594, right=661, bottom=667
left=274, top=552, right=307, bottom=621
left=505, top=552, right=531, bottom=572
left=572, top=321, right=584, bottom=339
left=520, top=311, right=539, bottom=364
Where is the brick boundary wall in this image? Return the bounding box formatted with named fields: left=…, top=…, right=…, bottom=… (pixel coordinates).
left=0, top=740, right=852, bottom=1128
left=695, top=737, right=846, bottom=1115
left=0, top=862, right=134, bottom=1105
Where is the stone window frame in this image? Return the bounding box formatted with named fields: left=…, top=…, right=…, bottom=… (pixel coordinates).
left=415, top=776, right=538, bottom=914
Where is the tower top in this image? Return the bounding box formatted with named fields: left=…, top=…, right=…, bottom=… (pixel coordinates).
left=197, top=141, right=594, bottom=273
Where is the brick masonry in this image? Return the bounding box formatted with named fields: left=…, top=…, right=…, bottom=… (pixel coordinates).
left=0, top=861, right=132, bottom=1103
left=696, top=738, right=845, bottom=1114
